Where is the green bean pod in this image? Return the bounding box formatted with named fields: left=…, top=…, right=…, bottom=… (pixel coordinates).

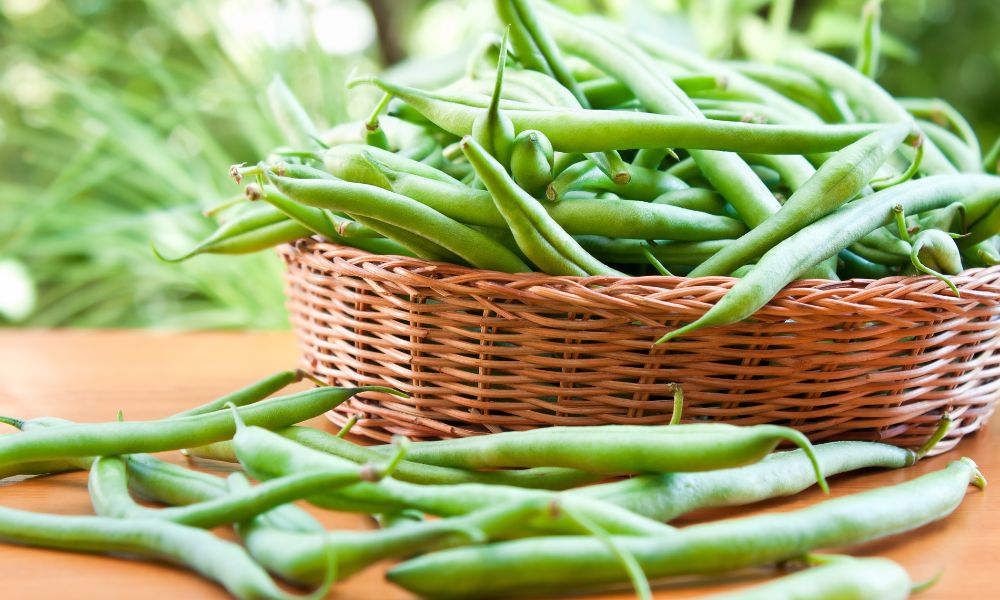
left=388, top=459, right=984, bottom=599
left=659, top=175, right=1000, bottom=341
left=0, top=505, right=333, bottom=600
left=688, top=123, right=911, bottom=277
left=387, top=423, right=827, bottom=483
left=282, top=425, right=600, bottom=490
left=909, top=229, right=964, bottom=286
left=461, top=136, right=621, bottom=276
left=509, top=129, right=554, bottom=196
left=918, top=119, right=983, bottom=174
left=575, top=238, right=729, bottom=267
left=704, top=557, right=912, bottom=600
left=323, top=144, right=461, bottom=185
left=263, top=171, right=531, bottom=272
left=472, top=28, right=516, bottom=166
left=88, top=454, right=374, bottom=529
left=372, top=162, right=747, bottom=241
left=151, top=205, right=307, bottom=262
left=0, top=386, right=394, bottom=470
left=546, top=160, right=687, bottom=201
left=171, top=369, right=304, bottom=418
left=838, top=248, right=895, bottom=279
left=495, top=0, right=589, bottom=108
left=578, top=441, right=914, bottom=522
left=651, top=188, right=728, bottom=214
left=355, top=77, right=884, bottom=155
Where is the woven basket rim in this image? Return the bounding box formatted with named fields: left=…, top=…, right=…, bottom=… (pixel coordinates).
left=280, top=238, right=1000, bottom=312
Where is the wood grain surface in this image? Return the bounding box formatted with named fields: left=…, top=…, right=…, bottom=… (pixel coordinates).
left=0, top=330, right=995, bottom=600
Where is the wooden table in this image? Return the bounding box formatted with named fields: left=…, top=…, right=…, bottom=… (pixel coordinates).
left=0, top=330, right=995, bottom=599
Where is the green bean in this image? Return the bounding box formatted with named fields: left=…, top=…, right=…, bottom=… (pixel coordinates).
left=632, top=148, right=670, bottom=170
left=244, top=184, right=357, bottom=240
left=0, top=504, right=335, bottom=600
left=963, top=238, right=1000, bottom=267
left=689, top=123, right=910, bottom=277
left=171, top=369, right=305, bottom=418
left=546, top=160, right=687, bottom=201
left=344, top=212, right=465, bottom=264
left=741, top=153, right=816, bottom=190
left=239, top=493, right=555, bottom=585
left=457, top=62, right=635, bottom=185
left=88, top=454, right=379, bottom=529
left=461, top=136, right=621, bottom=276
left=652, top=188, right=728, bottom=214
left=371, top=161, right=746, bottom=241
left=705, top=557, right=912, bottom=600
left=126, top=456, right=323, bottom=533
left=363, top=93, right=393, bottom=150
left=960, top=190, right=1000, bottom=248
left=898, top=97, right=980, bottom=158
left=150, top=204, right=305, bottom=262
left=577, top=441, right=913, bottom=522
left=263, top=170, right=531, bottom=272
left=633, top=35, right=824, bottom=126
left=918, top=119, right=983, bottom=174
left=659, top=175, right=1000, bottom=341
left=779, top=47, right=956, bottom=175
left=855, top=0, right=883, bottom=78
left=0, top=386, right=394, bottom=470
left=388, top=458, right=984, bottom=599
left=3, top=370, right=306, bottom=478
left=838, top=248, right=895, bottom=279
left=694, top=98, right=794, bottom=126
left=909, top=228, right=963, bottom=294
left=581, top=75, right=721, bottom=109
left=355, top=77, right=884, bottom=155
left=575, top=237, right=729, bottom=267
left=323, top=143, right=460, bottom=185
left=510, top=129, right=554, bottom=196
left=383, top=423, right=827, bottom=483
left=282, top=426, right=600, bottom=490
left=496, top=0, right=589, bottom=108
left=472, top=28, right=516, bottom=166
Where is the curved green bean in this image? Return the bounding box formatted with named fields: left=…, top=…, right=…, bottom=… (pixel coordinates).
left=660, top=175, right=1000, bottom=341
left=0, top=386, right=394, bottom=470
left=689, top=123, right=910, bottom=277
left=461, top=136, right=621, bottom=276
left=264, top=170, right=531, bottom=272
left=388, top=458, right=983, bottom=598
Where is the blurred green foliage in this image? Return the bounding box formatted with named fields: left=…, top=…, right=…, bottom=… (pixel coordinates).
left=1, top=0, right=996, bottom=328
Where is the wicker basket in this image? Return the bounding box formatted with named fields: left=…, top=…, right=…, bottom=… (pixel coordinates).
left=280, top=238, right=1000, bottom=454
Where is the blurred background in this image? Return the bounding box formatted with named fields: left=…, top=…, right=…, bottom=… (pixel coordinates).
left=2, top=0, right=997, bottom=329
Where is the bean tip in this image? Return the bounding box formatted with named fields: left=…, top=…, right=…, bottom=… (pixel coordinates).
left=244, top=184, right=263, bottom=201
left=228, top=162, right=245, bottom=184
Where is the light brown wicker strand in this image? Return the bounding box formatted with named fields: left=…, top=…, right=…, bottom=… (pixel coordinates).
left=282, top=240, right=1000, bottom=452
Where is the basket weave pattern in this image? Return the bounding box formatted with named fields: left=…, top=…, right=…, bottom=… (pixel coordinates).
left=281, top=239, right=1000, bottom=453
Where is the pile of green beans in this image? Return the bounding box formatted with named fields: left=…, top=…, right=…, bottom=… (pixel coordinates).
left=159, top=0, right=1000, bottom=342
left=0, top=367, right=980, bottom=599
